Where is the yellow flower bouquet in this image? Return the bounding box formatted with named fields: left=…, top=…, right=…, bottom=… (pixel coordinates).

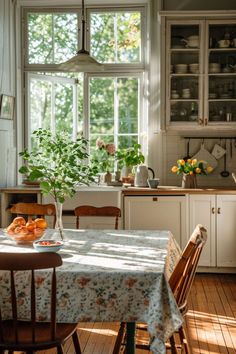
left=171, top=159, right=213, bottom=176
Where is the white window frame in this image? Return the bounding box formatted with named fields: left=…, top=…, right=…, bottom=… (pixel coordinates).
left=21, top=4, right=148, bottom=157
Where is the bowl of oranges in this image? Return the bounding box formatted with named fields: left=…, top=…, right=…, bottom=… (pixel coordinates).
left=5, top=216, right=47, bottom=244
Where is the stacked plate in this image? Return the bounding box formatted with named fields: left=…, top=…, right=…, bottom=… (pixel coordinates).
left=209, top=63, right=221, bottom=73
left=209, top=93, right=217, bottom=99
left=189, top=63, right=199, bottom=74
left=175, top=64, right=188, bottom=74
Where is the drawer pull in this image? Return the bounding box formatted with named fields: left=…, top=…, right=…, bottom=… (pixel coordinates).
left=211, top=207, right=215, bottom=214
left=153, top=197, right=158, bottom=202
left=217, top=207, right=221, bottom=214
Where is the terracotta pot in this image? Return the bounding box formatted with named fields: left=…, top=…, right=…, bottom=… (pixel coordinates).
left=182, top=174, right=197, bottom=188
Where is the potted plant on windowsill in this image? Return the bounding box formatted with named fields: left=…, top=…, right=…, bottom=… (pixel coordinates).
left=115, top=143, right=145, bottom=184
left=19, top=129, right=98, bottom=240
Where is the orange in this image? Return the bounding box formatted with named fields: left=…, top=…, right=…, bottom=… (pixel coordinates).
left=26, top=220, right=36, bottom=232
left=35, top=218, right=47, bottom=229
left=6, top=223, right=16, bottom=235
left=12, top=217, right=26, bottom=226
left=15, top=225, right=28, bottom=235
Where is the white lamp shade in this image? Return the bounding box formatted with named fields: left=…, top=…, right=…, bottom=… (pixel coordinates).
left=58, top=51, right=104, bottom=72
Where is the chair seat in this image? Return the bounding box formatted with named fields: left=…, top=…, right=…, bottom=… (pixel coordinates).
left=1, top=320, right=77, bottom=349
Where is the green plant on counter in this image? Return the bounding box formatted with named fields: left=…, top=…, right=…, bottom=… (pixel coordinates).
left=115, top=143, right=145, bottom=169
left=19, top=129, right=98, bottom=203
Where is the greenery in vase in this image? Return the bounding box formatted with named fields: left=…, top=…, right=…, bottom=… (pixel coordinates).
left=115, top=143, right=145, bottom=169
left=19, top=129, right=98, bottom=203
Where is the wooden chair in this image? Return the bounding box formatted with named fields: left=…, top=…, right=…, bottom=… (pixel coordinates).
left=9, top=202, right=56, bottom=227
left=74, top=205, right=121, bottom=229
left=0, top=252, right=82, bottom=354
left=113, top=224, right=207, bottom=354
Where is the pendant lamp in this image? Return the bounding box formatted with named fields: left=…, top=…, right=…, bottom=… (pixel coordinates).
left=58, top=0, right=104, bottom=72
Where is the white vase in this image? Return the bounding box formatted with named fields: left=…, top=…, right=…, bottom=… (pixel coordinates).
left=54, top=201, right=64, bottom=241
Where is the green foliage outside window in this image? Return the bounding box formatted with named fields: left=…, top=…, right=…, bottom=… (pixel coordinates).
left=25, top=9, right=143, bottom=172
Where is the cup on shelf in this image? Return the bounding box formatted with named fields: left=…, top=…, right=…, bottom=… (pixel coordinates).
left=218, top=39, right=231, bottom=48
left=209, top=63, right=221, bottom=73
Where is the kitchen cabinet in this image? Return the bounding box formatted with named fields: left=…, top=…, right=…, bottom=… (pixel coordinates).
left=124, top=195, right=187, bottom=246
left=160, top=13, right=236, bottom=130
left=189, top=194, right=236, bottom=267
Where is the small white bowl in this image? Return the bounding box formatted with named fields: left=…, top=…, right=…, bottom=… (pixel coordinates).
left=33, top=240, right=64, bottom=253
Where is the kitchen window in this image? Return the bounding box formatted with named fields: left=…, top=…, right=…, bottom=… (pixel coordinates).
left=22, top=6, right=148, bottom=162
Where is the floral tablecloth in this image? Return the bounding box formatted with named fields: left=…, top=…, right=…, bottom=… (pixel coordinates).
left=0, top=229, right=182, bottom=354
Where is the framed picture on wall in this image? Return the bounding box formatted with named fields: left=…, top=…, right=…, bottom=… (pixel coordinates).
left=0, top=94, right=15, bottom=120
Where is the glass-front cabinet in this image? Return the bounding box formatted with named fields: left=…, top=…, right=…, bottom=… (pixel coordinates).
left=161, top=13, right=236, bottom=130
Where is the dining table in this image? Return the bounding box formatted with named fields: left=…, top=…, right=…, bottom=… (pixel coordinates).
left=0, top=228, right=183, bottom=354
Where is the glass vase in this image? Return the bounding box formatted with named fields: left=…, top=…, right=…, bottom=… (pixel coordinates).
left=54, top=201, right=64, bottom=241
left=182, top=174, right=197, bottom=188
left=104, top=171, right=112, bottom=184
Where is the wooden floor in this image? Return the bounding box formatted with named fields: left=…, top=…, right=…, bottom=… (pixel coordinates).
left=13, top=274, right=236, bottom=354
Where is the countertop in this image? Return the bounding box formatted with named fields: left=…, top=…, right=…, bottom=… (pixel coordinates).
left=121, top=186, right=236, bottom=195
left=1, top=185, right=236, bottom=195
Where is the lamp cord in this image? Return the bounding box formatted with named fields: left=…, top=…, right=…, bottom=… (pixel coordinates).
left=79, top=0, right=88, bottom=54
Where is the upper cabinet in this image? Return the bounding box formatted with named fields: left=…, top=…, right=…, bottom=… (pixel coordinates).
left=160, top=13, right=236, bottom=131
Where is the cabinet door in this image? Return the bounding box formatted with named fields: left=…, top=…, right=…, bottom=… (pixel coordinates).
left=124, top=196, right=187, bottom=247
left=165, top=19, right=205, bottom=129
left=217, top=195, right=236, bottom=267
left=206, top=20, right=236, bottom=128
left=189, top=194, right=216, bottom=267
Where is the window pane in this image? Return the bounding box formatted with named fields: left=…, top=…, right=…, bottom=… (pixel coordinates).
left=118, top=77, right=139, bottom=134
left=90, top=11, right=141, bottom=63
left=90, top=78, right=114, bottom=134
left=30, top=78, right=52, bottom=134
left=29, top=77, right=74, bottom=138
left=55, top=83, right=73, bottom=134
left=89, top=76, right=140, bottom=167
left=118, top=135, right=138, bottom=149
left=27, top=13, right=78, bottom=64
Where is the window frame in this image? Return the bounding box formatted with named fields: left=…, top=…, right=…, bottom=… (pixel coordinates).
left=21, top=4, right=148, bottom=159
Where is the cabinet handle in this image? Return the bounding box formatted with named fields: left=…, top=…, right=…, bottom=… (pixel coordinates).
left=217, top=207, right=221, bottom=214
left=153, top=197, right=158, bottom=202
left=204, top=118, right=208, bottom=125
left=212, top=207, right=215, bottom=214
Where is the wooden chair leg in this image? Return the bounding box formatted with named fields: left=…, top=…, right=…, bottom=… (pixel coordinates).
left=112, top=322, right=126, bottom=354
left=169, top=334, right=178, bottom=354
left=57, top=344, right=65, bottom=354
left=72, top=331, right=82, bottom=354
left=179, top=326, right=191, bottom=354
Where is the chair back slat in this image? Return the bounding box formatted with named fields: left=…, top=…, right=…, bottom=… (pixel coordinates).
left=0, top=252, right=62, bottom=345
left=9, top=203, right=56, bottom=227
left=10, top=270, right=18, bottom=342
left=169, top=224, right=207, bottom=313
left=74, top=205, right=121, bottom=229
